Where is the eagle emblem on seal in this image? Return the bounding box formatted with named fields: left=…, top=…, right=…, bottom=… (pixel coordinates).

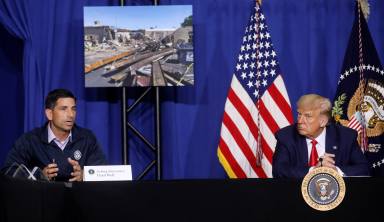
left=332, top=79, right=384, bottom=144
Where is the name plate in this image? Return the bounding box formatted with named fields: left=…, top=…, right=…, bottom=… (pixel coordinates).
left=83, top=165, right=132, bottom=181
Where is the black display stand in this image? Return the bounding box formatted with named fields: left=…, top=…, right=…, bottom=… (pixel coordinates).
left=121, top=86, right=161, bottom=180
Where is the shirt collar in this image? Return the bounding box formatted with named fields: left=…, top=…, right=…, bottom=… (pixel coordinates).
left=306, top=127, right=326, bottom=147
left=47, top=123, right=72, bottom=143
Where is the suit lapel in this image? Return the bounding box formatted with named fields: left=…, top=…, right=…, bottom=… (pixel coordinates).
left=325, top=124, right=340, bottom=162
left=297, top=133, right=309, bottom=166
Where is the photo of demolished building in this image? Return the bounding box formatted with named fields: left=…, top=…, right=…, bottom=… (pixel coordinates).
left=84, top=6, right=193, bottom=87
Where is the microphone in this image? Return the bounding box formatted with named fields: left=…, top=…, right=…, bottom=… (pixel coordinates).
left=318, top=157, right=323, bottom=167
left=3, top=163, right=48, bottom=181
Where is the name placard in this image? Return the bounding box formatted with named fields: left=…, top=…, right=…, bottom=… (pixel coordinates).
left=83, top=165, right=132, bottom=181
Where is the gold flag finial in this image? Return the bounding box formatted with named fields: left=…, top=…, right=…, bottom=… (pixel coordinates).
left=357, top=0, right=370, bottom=20
left=257, top=0, right=262, bottom=6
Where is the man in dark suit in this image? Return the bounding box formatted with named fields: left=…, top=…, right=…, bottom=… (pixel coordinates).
left=272, top=94, right=369, bottom=178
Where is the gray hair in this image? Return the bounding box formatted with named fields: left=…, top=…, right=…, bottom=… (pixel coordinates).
left=297, top=94, right=332, bottom=120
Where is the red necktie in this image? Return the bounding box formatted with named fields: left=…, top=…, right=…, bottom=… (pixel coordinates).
left=309, top=139, right=318, bottom=167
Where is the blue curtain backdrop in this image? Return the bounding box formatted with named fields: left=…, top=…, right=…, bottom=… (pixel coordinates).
left=0, top=0, right=383, bottom=179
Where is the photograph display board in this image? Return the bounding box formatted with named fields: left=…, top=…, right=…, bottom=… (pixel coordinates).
left=84, top=5, right=193, bottom=87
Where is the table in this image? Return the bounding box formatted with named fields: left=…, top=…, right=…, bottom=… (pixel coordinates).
left=1, top=175, right=382, bottom=222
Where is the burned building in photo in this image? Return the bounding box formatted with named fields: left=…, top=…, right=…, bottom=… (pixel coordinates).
left=115, top=28, right=131, bottom=44
left=145, top=29, right=176, bottom=42
left=172, top=26, right=193, bottom=44
left=84, top=21, right=115, bottom=45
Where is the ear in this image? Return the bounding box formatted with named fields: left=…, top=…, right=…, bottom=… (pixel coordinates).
left=319, top=116, right=328, bottom=128
left=45, top=109, right=53, bottom=121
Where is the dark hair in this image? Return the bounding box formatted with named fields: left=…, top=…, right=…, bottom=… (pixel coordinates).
left=45, top=89, right=76, bottom=109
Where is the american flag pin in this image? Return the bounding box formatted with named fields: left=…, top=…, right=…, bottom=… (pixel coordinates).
left=333, top=146, right=338, bottom=150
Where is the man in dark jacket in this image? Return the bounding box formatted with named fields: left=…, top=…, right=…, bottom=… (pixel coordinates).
left=2, top=89, right=107, bottom=181
left=272, top=94, right=369, bottom=178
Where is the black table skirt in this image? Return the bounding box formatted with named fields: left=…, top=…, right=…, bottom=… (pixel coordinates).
left=1, top=175, right=382, bottom=222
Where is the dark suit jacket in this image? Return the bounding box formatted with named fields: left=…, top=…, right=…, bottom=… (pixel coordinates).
left=272, top=123, right=369, bottom=178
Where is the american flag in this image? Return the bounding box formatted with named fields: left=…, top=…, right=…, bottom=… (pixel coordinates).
left=217, top=2, right=293, bottom=178
left=347, top=112, right=365, bottom=135
left=347, top=111, right=368, bottom=150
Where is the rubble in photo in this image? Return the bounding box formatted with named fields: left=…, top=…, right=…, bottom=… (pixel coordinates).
left=84, top=18, right=194, bottom=87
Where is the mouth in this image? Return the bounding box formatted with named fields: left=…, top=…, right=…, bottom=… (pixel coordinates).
left=65, top=120, right=74, bottom=126
left=297, top=125, right=305, bottom=132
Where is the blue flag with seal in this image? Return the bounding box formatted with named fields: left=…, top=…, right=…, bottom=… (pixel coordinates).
left=332, top=1, right=384, bottom=176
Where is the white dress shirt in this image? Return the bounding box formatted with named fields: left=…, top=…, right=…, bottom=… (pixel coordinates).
left=306, top=128, right=326, bottom=160
left=48, top=124, right=72, bottom=151
left=306, top=128, right=345, bottom=176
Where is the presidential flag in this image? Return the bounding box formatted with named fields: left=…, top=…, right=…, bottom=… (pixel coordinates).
left=332, top=2, right=384, bottom=176
left=217, top=2, right=293, bottom=178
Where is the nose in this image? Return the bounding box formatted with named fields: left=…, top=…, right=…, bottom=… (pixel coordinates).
left=67, top=109, right=76, bottom=118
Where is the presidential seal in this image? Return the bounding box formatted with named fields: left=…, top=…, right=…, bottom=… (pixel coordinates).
left=333, top=79, right=384, bottom=150
left=301, top=167, right=346, bottom=211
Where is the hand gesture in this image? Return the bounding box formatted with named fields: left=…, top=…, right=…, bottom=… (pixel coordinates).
left=68, top=157, right=83, bottom=182
left=316, top=152, right=337, bottom=170
left=43, top=163, right=58, bottom=181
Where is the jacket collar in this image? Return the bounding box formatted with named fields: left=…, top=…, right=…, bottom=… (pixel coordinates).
left=39, top=122, right=83, bottom=144
left=294, top=123, right=340, bottom=165
left=324, top=123, right=340, bottom=157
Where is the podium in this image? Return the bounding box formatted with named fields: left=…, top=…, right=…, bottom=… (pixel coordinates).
left=1, top=174, right=383, bottom=222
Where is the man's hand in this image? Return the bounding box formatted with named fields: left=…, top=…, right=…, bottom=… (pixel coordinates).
left=316, top=152, right=337, bottom=170
left=43, top=163, right=58, bottom=181
left=68, top=157, right=83, bottom=182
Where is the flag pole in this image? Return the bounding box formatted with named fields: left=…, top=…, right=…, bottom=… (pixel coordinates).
left=255, top=0, right=262, bottom=167
left=357, top=0, right=368, bottom=151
